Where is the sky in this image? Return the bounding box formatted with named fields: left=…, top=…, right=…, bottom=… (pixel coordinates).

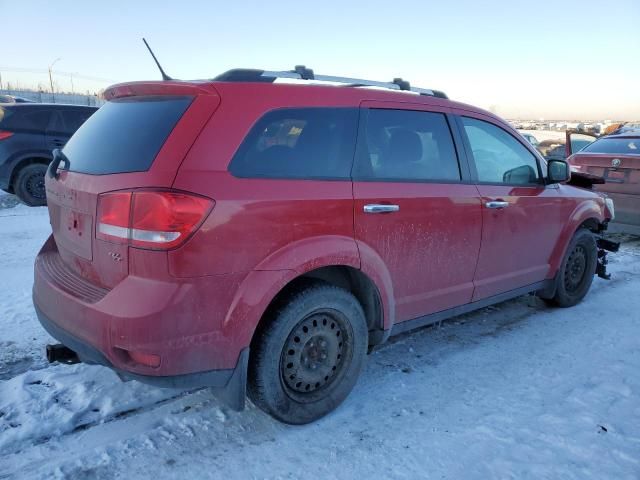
left=1, top=0, right=639, bottom=120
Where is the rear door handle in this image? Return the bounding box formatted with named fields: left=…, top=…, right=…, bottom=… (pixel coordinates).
left=364, top=204, right=400, bottom=214
left=485, top=200, right=510, bottom=209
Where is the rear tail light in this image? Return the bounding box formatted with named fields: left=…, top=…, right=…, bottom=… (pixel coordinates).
left=0, top=131, right=14, bottom=141
left=97, top=190, right=213, bottom=250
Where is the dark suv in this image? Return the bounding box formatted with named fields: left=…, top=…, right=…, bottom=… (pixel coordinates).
left=0, top=103, right=97, bottom=205
left=34, top=68, right=616, bottom=424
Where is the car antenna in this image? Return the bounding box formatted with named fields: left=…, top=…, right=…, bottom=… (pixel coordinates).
left=142, top=38, right=173, bottom=81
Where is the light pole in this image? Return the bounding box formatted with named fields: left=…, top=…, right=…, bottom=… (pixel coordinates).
left=48, top=57, right=61, bottom=102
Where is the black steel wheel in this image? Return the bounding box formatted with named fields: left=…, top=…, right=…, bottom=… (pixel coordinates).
left=14, top=163, right=48, bottom=206
left=248, top=282, right=368, bottom=424
left=281, top=310, right=349, bottom=397
left=548, top=228, right=597, bottom=307
left=564, top=244, right=588, bottom=294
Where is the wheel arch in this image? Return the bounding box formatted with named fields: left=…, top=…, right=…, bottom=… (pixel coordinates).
left=9, top=154, right=52, bottom=193
left=250, top=265, right=387, bottom=352
left=548, top=199, right=606, bottom=276
left=221, top=238, right=394, bottom=361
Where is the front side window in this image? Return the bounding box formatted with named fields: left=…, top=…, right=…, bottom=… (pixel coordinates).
left=229, top=108, right=358, bottom=179
left=462, top=117, right=541, bottom=185
left=353, top=109, right=460, bottom=181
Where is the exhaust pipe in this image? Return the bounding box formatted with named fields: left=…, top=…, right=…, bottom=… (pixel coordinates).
left=46, top=344, right=80, bottom=364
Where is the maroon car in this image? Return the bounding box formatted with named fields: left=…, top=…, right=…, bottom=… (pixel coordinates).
left=567, top=130, right=640, bottom=234
left=34, top=67, right=616, bottom=424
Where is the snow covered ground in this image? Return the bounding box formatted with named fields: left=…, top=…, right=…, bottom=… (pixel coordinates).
left=518, top=130, right=566, bottom=143
left=0, top=197, right=639, bottom=480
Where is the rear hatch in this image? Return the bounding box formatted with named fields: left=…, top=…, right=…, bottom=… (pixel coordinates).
left=44, top=82, right=220, bottom=289
left=571, top=153, right=640, bottom=195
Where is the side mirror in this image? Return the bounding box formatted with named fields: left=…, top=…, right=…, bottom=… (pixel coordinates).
left=548, top=159, right=570, bottom=183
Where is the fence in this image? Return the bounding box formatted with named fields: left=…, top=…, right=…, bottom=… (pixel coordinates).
left=0, top=89, right=104, bottom=107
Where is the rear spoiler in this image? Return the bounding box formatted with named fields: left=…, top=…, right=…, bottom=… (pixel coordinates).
left=103, top=81, right=218, bottom=100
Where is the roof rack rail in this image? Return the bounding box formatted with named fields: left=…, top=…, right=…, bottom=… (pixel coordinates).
left=213, top=66, right=448, bottom=99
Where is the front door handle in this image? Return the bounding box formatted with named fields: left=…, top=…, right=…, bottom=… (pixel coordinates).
left=485, top=200, right=509, bottom=209
left=364, top=204, right=400, bottom=214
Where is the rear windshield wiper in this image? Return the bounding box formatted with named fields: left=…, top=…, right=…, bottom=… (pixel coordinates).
left=47, top=149, right=70, bottom=180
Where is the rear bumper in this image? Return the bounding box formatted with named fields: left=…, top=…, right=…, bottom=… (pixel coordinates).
left=35, top=302, right=242, bottom=386
left=607, top=222, right=640, bottom=236
left=36, top=304, right=248, bottom=409
left=606, top=192, right=640, bottom=229
left=0, top=159, right=12, bottom=191
left=32, top=236, right=251, bottom=407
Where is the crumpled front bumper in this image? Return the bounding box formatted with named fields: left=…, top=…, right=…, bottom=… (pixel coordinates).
left=595, top=236, right=620, bottom=280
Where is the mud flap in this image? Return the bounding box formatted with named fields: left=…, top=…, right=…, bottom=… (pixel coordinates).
left=215, top=348, right=249, bottom=411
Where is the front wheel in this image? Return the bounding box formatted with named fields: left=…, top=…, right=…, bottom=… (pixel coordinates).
left=248, top=283, right=368, bottom=424
left=548, top=229, right=598, bottom=307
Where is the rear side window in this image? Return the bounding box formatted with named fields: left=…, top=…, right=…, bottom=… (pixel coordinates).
left=62, top=96, right=192, bottom=175
left=48, top=109, right=94, bottom=135
left=61, top=109, right=95, bottom=133
left=229, top=108, right=358, bottom=179
left=353, top=109, right=460, bottom=181
left=582, top=137, right=640, bottom=155
left=461, top=117, right=541, bottom=185
left=0, top=107, right=52, bottom=131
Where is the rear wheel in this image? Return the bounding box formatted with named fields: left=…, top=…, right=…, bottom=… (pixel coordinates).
left=14, top=163, right=48, bottom=206
left=548, top=229, right=597, bottom=307
left=248, top=283, right=368, bottom=424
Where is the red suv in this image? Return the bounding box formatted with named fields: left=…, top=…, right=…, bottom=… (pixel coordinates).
left=33, top=67, right=616, bottom=424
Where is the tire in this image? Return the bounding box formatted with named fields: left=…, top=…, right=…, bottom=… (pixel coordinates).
left=14, top=163, right=48, bottom=206
left=248, top=283, right=368, bottom=424
left=548, top=229, right=598, bottom=307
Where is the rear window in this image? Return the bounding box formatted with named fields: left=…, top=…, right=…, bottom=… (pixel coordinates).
left=63, top=109, right=94, bottom=132
left=51, top=109, right=95, bottom=134
left=582, top=137, right=640, bottom=155
left=62, top=96, right=192, bottom=175
left=229, top=108, right=358, bottom=180
left=0, top=107, right=52, bottom=131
